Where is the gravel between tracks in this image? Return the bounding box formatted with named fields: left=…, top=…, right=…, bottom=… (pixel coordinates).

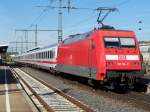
left=20, top=67, right=149, bottom=112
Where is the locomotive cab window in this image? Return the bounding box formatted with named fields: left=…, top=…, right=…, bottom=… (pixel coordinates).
left=104, top=37, right=120, bottom=48
left=120, top=38, right=135, bottom=48
left=104, top=37, right=136, bottom=48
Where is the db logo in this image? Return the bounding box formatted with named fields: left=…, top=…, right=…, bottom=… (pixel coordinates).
left=118, top=55, right=126, bottom=60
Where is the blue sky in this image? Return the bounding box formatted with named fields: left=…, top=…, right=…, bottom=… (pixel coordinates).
left=0, top=0, right=150, bottom=52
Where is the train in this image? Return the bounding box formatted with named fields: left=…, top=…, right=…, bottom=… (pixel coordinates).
left=14, top=27, right=143, bottom=90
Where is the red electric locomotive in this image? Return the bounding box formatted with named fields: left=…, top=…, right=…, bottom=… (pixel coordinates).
left=56, top=27, right=143, bottom=89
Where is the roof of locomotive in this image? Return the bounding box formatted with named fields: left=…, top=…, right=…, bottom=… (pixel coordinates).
left=62, top=28, right=134, bottom=44
left=98, top=29, right=134, bottom=32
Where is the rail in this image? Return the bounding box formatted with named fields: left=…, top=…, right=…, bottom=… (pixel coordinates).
left=11, top=67, right=96, bottom=112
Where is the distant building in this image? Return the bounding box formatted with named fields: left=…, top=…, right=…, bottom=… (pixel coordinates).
left=0, top=44, right=8, bottom=53
left=139, top=41, right=150, bottom=73
left=139, top=41, right=150, bottom=46
left=0, top=44, right=8, bottom=64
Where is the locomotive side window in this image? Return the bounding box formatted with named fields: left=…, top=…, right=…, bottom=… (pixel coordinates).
left=85, top=32, right=90, bottom=38
left=63, top=32, right=90, bottom=44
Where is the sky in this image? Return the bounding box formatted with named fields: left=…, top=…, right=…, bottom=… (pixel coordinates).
left=0, top=0, right=150, bottom=52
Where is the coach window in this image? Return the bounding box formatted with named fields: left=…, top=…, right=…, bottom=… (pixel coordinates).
left=35, top=53, right=37, bottom=59
left=41, top=52, right=43, bottom=59
left=50, top=51, right=52, bottom=59
left=36, top=53, right=38, bottom=59
left=44, top=52, right=45, bottom=59
left=53, top=51, right=55, bottom=58
left=45, top=52, right=47, bottom=59
left=39, top=53, right=41, bottom=59
left=42, top=52, right=44, bottom=59
left=43, top=52, right=44, bottom=59
left=51, top=51, right=53, bottom=59
left=47, top=51, right=49, bottom=59
left=46, top=52, right=48, bottom=59
left=48, top=51, right=50, bottom=59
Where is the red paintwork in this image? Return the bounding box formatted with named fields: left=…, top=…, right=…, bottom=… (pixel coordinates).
left=57, top=29, right=142, bottom=81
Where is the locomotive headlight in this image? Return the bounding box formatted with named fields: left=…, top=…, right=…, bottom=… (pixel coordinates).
left=132, top=62, right=139, bottom=66
left=106, top=62, right=113, bottom=66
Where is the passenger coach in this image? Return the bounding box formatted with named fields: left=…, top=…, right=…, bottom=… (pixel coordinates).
left=14, top=45, right=58, bottom=70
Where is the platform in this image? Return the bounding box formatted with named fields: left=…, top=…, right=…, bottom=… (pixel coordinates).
left=0, top=66, right=34, bottom=112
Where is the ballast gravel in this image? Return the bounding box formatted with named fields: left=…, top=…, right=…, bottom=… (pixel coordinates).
left=20, top=67, right=149, bottom=112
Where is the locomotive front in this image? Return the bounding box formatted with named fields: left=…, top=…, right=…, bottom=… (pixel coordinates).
left=94, top=29, right=143, bottom=89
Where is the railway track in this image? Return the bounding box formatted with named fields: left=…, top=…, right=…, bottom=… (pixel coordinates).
left=11, top=67, right=96, bottom=112
left=18, top=66, right=150, bottom=111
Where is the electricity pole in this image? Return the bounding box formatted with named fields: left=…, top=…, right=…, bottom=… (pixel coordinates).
left=31, top=24, right=38, bottom=47
left=10, top=41, right=35, bottom=53
left=15, top=29, right=58, bottom=48
left=25, top=31, right=28, bottom=51
left=58, top=0, right=63, bottom=43
left=37, top=0, right=71, bottom=43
